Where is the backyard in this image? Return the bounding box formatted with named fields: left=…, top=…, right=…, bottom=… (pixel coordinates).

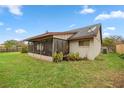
left=0, top=52, right=124, bottom=88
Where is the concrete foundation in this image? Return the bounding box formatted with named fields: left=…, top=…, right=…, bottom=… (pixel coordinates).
left=28, top=53, right=53, bottom=62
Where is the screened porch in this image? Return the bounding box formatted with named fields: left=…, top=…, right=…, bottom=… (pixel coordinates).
left=28, top=37, right=69, bottom=56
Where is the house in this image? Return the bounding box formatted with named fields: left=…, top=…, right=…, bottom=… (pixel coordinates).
left=24, top=23, right=102, bottom=61
left=0, top=44, right=5, bottom=48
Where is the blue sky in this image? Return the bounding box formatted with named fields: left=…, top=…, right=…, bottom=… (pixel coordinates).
left=0, top=5, right=124, bottom=44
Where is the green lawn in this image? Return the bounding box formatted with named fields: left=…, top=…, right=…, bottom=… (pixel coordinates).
left=0, top=52, right=124, bottom=88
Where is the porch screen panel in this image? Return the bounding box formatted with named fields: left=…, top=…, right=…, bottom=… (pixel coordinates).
left=28, top=41, right=34, bottom=53
left=53, top=38, right=69, bottom=55
left=62, top=40, right=69, bottom=55
left=42, top=38, right=53, bottom=56
left=28, top=38, right=53, bottom=56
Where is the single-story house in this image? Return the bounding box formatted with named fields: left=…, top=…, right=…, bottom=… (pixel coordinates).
left=0, top=44, right=5, bottom=48
left=24, top=23, right=102, bottom=61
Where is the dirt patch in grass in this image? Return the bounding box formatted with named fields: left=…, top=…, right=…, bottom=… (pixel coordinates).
left=108, top=71, right=124, bottom=88
left=112, top=72, right=124, bottom=88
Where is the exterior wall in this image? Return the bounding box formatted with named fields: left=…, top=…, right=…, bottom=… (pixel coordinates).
left=53, top=34, right=73, bottom=40
left=69, top=30, right=101, bottom=60
left=90, top=30, right=101, bottom=59
left=28, top=53, right=53, bottom=61
left=116, top=44, right=124, bottom=54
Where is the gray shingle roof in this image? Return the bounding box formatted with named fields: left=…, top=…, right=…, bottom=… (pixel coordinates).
left=66, top=23, right=101, bottom=40
left=24, top=23, right=101, bottom=41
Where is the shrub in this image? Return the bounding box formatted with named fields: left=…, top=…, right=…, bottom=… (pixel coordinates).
left=119, top=54, right=124, bottom=59
left=21, top=46, right=28, bottom=53
left=52, top=52, right=63, bottom=62
left=66, top=52, right=80, bottom=61
left=82, top=57, right=88, bottom=60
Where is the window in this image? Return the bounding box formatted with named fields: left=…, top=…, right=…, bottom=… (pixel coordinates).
left=79, top=40, right=90, bottom=46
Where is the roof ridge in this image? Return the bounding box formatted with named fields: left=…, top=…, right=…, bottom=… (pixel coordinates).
left=24, top=23, right=101, bottom=41
left=64, top=23, right=101, bottom=32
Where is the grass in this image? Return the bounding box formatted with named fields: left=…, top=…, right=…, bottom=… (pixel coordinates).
left=0, top=52, right=124, bottom=88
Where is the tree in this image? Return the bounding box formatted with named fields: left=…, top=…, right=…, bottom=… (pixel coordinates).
left=102, top=35, right=124, bottom=52
left=4, top=40, right=18, bottom=49
left=3, top=40, right=28, bottom=52
left=4, top=40, right=27, bottom=48
left=110, top=35, right=124, bottom=44
left=102, top=37, right=114, bottom=47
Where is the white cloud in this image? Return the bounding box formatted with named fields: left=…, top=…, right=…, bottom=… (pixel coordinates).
left=106, top=27, right=116, bottom=31
left=80, top=5, right=95, bottom=14
left=69, top=24, right=76, bottom=28
left=103, top=32, right=110, bottom=38
left=6, top=27, right=12, bottom=31
left=13, top=38, right=20, bottom=41
left=0, top=22, right=4, bottom=26
left=0, top=5, right=23, bottom=16
left=15, top=29, right=27, bottom=34
left=95, top=10, right=124, bottom=21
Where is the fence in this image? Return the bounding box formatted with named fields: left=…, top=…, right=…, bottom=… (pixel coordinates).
left=116, top=44, right=124, bottom=54
left=0, top=47, right=22, bottom=53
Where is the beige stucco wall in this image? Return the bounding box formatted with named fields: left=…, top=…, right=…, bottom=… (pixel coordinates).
left=92, top=30, right=102, bottom=59
left=69, top=30, right=101, bottom=60
left=53, top=34, right=73, bottom=40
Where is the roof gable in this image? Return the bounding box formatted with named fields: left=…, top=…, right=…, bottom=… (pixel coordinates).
left=66, top=23, right=101, bottom=40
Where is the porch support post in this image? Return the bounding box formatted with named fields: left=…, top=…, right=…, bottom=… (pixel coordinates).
left=40, top=41, right=42, bottom=55
left=52, top=38, right=54, bottom=56
left=28, top=41, right=29, bottom=52
left=33, top=41, right=35, bottom=53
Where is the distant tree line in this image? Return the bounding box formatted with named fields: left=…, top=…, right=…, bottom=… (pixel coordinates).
left=0, top=40, right=28, bottom=53
left=0, top=35, right=124, bottom=53
left=102, top=35, right=124, bottom=52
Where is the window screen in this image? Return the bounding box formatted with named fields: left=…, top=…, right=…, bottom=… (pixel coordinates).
left=79, top=40, right=90, bottom=46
